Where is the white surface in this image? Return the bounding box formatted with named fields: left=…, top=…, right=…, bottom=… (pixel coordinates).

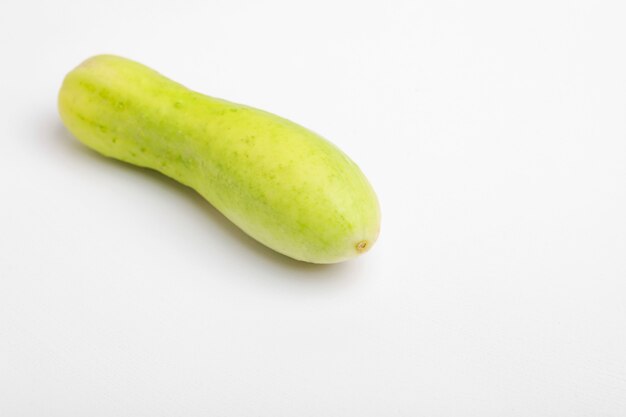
left=2, top=0, right=626, bottom=415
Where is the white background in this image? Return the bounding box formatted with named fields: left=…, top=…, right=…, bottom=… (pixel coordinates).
left=1, top=0, right=626, bottom=415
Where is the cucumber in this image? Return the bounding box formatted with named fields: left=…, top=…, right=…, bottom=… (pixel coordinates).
left=58, top=55, right=380, bottom=263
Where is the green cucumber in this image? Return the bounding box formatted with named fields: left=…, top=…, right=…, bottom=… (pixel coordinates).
left=58, top=55, right=380, bottom=263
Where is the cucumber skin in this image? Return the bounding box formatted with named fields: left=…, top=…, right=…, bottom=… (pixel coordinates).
left=58, top=55, right=380, bottom=263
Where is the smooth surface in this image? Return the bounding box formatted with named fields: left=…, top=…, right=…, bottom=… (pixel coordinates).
left=58, top=55, right=380, bottom=263
left=1, top=0, right=626, bottom=415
